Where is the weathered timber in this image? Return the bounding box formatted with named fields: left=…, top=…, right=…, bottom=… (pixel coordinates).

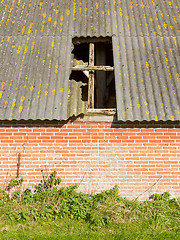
left=72, top=66, right=114, bottom=71
left=88, top=43, right=95, bottom=109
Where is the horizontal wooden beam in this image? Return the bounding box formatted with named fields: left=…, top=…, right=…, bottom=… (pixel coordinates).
left=87, top=108, right=116, bottom=115
left=72, top=66, right=114, bottom=71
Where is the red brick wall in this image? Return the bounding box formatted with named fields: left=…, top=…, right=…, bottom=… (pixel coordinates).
left=0, top=121, right=180, bottom=200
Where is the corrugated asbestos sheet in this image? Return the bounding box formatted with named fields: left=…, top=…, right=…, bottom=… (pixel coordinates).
left=0, top=0, right=74, bottom=120
left=111, top=0, right=180, bottom=121
left=0, top=0, right=179, bottom=121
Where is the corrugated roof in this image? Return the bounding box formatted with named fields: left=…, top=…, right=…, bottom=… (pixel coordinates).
left=0, top=35, right=72, bottom=120
left=113, top=35, right=180, bottom=121
left=111, top=0, right=180, bottom=121
left=0, top=0, right=179, bottom=121
left=72, top=0, right=113, bottom=37
left=0, top=0, right=74, bottom=120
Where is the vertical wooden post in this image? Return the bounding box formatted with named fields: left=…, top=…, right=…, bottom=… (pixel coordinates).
left=96, top=42, right=106, bottom=108
left=88, top=43, right=94, bottom=108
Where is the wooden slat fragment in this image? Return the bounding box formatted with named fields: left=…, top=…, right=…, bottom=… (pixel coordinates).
left=72, top=66, right=114, bottom=71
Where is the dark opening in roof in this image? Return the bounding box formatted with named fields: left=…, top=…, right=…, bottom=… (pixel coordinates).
left=70, top=37, right=116, bottom=109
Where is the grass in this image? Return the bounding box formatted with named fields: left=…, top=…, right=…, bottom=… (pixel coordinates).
left=0, top=219, right=180, bottom=240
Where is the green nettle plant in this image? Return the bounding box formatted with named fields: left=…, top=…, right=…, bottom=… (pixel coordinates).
left=0, top=171, right=180, bottom=230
